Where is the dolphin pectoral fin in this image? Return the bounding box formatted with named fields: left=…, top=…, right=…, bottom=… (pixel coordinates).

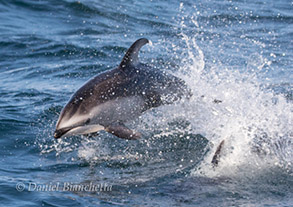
left=211, top=140, right=225, bottom=167
left=105, top=124, right=141, bottom=140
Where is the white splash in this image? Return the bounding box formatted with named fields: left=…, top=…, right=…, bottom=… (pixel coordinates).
left=135, top=11, right=292, bottom=178
left=171, top=16, right=293, bottom=178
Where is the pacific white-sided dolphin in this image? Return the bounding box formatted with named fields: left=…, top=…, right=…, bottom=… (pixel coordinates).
left=54, top=38, right=191, bottom=140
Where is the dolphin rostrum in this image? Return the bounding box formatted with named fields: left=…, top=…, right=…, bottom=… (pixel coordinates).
left=54, top=38, right=191, bottom=140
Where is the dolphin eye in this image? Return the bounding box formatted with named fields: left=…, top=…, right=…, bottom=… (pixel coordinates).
left=85, top=119, right=90, bottom=125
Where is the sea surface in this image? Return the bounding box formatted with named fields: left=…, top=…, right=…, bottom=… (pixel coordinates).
left=0, top=0, right=292, bottom=206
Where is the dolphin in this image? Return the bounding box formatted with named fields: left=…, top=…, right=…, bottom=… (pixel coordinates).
left=54, top=38, right=191, bottom=140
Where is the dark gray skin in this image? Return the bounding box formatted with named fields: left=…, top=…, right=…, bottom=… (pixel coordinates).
left=54, top=38, right=191, bottom=140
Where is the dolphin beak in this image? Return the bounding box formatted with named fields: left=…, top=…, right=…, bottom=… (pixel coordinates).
left=53, top=127, right=72, bottom=139
left=53, top=130, right=62, bottom=139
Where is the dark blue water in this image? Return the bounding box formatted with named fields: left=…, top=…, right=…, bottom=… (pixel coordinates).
left=1, top=0, right=292, bottom=206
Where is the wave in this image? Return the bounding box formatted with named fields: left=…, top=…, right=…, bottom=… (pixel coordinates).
left=198, top=13, right=293, bottom=24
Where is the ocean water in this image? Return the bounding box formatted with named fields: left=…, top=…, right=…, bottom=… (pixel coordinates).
left=0, top=0, right=292, bottom=206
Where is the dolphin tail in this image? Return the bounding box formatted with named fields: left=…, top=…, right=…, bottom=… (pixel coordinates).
left=119, top=38, right=149, bottom=69
left=211, top=140, right=225, bottom=167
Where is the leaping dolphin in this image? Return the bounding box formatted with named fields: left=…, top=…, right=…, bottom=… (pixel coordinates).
left=54, top=38, right=191, bottom=140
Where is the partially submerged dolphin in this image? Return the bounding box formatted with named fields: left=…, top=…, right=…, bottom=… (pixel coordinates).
left=54, top=38, right=191, bottom=140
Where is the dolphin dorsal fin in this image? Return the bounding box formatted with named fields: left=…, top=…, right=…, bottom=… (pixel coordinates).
left=119, top=38, right=149, bottom=70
